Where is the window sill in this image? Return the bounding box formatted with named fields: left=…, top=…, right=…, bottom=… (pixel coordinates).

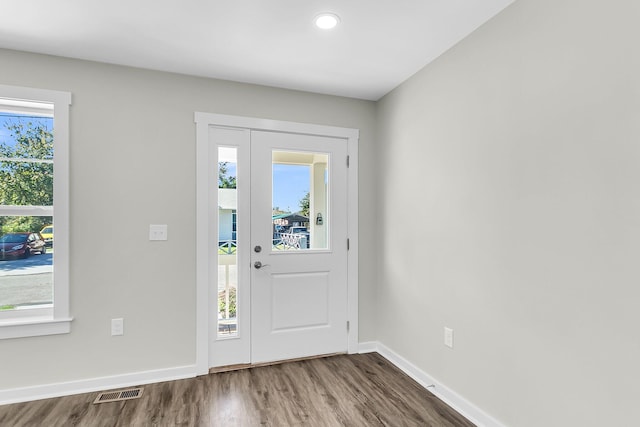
left=0, top=316, right=73, bottom=340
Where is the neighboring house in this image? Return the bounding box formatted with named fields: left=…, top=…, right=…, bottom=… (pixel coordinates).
left=219, top=193, right=310, bottom=243
left=272, top=213, right=310, bottom=248
left=272, top=212, right=309, bottom=232
left=218, top=188, right=236, bottom=242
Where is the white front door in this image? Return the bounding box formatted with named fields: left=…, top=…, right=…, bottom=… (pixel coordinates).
left=195, top=113, right=358, bottom=372
left=250, top=131, right=348, bottom=363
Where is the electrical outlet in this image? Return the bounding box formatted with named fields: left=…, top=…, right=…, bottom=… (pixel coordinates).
left=111, top=318, right=124, bottom=336
left=149, top=224, right=168, bottom=241
left=444, top=327, right=453, bottom=349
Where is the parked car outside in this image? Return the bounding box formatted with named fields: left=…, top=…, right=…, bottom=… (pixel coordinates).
left=0, top=232, right=47, bottom=260
left=40, top=225, right=54, bottom=247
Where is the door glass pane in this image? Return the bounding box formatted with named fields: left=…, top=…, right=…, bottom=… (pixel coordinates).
left=218, top=147, right=237, bottom=337
left=272, top=151, right=329, bottom=251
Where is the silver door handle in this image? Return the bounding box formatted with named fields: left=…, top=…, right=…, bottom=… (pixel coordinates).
left=254, top=261, right=270, bottom=269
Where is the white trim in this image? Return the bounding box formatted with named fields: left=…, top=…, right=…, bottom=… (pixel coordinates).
left=0, top=158, right=53, bottom=164
left=361, top=342, right=508, bottom=427
left=0, top=98, right=54, bottom=116
left=357, top=341, right=378, bottom=354
left=0, top=365, right=196, bottom=406
left=51, top=86, right=71, bottom=323
left=194, top=112, right=359, bottom=371
left=347, top=135, right=359, bottom=354
left=0, top=317, right=71, bottom=339
left=0, top=84, right=71, bottom=107
left=0, top=206, right=54, bottom=216
left=0, top=84, right=73, bottom=340
left=195, top=118, right=211, bottom=375
left=194, top=112, right=359, bottom=140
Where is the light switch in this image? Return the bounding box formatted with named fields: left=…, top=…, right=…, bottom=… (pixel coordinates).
left=111, top=318, right=124, bottom=336
left=149, top=224, right=168, bottom=241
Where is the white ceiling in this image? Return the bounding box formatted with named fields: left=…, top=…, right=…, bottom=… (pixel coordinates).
left=0, top=0, right=514, bottom=101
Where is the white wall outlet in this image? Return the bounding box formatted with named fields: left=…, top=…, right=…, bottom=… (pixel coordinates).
left=149, top=224, right=168, bottom=241
left=111, top=318, right=124, bottom=336
left=444, top=327, right=454, bottom=349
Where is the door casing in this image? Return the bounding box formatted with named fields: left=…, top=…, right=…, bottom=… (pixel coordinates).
left=194, top=112, right=359, bottom=375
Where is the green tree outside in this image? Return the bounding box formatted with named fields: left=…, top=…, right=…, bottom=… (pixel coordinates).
left=299, top=191, right=310, bottom=217
left=0, top=120, right=53, bottom=234
left=218, top=161, right=237, bottom=189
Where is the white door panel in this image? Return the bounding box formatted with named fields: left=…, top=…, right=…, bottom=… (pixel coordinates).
left=250, top=130, right=348, bottom=364
left=271, top=271, right=330, bottom=330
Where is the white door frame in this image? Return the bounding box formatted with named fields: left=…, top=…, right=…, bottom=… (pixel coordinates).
left=194, top=112, right=359, bottom=375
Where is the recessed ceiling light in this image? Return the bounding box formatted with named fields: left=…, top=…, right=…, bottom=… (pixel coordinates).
left=315, top=13, right=340, bottom=30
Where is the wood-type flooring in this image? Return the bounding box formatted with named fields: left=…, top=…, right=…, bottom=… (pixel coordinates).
left=0, top=352, right=475, bottom=426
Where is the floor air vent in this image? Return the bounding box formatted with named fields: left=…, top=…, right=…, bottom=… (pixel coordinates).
left=93, top=387, right=144, bottom=404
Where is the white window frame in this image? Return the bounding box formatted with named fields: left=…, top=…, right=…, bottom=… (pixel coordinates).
left=0, top=84, right=72, bottom=339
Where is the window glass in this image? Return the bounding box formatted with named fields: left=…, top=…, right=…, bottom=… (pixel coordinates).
left=0, top=216, right=52, bottom=311
left=217, top=147, right=238, bottom=338
left=272, top=151, right=329, bottom=251
left=0, top=107, right=54, bottom=313
left=0, top=84, right=71, bottom=339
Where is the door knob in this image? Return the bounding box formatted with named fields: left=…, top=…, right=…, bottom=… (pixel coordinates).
left=254, top=261, right=269, bottom=269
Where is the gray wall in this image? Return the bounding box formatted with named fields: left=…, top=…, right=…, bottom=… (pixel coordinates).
left=3, top=0, right=639, bottom=424
left=376, top=0, right=639, bottom=426
left=0, top=48, right=377, bottom=388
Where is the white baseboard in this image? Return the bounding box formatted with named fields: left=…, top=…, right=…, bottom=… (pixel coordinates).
left=359, top=341, right=507, bottom=427
left=357, top=341, right=378, bottom=354
left=0, top=365, right=196, bottom=406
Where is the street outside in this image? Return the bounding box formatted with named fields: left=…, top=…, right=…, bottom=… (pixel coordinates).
left=0, top=253, right=53, bottom=307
